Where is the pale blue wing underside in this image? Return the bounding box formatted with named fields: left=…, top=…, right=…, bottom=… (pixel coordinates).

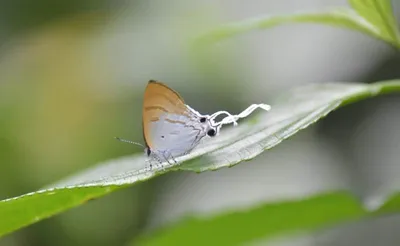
left=147, top=112, right=208, bottom=159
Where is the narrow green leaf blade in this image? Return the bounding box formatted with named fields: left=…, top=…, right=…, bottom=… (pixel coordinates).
left=198, top=9, right=377, bottom=44
left=197, top=6, right=400, bottom=49
left=0, top=186, right=118, bottom=237
left=1, top=81, right=399, bottom=237
left=132, top=192, right=365, bottom=246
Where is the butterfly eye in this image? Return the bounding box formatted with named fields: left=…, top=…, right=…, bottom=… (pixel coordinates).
left=200, top=117, right=207, bottom=123
left=207, top=129, right=216, bottom=137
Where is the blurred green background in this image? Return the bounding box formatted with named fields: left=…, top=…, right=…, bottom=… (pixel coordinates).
left=1, top=0, right=400, bottom=246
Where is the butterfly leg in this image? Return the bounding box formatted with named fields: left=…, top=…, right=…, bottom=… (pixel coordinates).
left=163, top=151, right=179, bottom=170
left=148, top=152, right=164, bottom=171
left=171, top=155, right=178, bottom=164
left=159, top=151, right=171, bottom=171
left=144, top=158, right=153, bottom=172
left=166, top=151, right=178, bottom=165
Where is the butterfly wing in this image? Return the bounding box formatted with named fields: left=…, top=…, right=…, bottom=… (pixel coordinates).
left=142, top=80, right=206, bottom=159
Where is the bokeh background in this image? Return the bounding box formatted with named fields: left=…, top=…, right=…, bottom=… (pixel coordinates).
left=0, top=0, right=399, bottom=245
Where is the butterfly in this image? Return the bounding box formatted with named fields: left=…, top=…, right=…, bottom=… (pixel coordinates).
left=116, top=80, right=271, bottom=167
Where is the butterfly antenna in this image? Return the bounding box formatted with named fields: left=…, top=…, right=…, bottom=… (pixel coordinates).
left=114, top=137, right=144, bottom=148
left=214, top=104, right=272, bottom=128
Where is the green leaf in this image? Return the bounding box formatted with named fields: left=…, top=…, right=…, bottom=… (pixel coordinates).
left=132, top=190, right=400, bottom=245
left=132, top=191, right=366, bottom=246
left=349, top=0, right=400, bottom=46
left=1, top=80, right=400, bottom=238
left=0, top=186, right=119, bottom=237
left=196, top=2, right=400, bottom=49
